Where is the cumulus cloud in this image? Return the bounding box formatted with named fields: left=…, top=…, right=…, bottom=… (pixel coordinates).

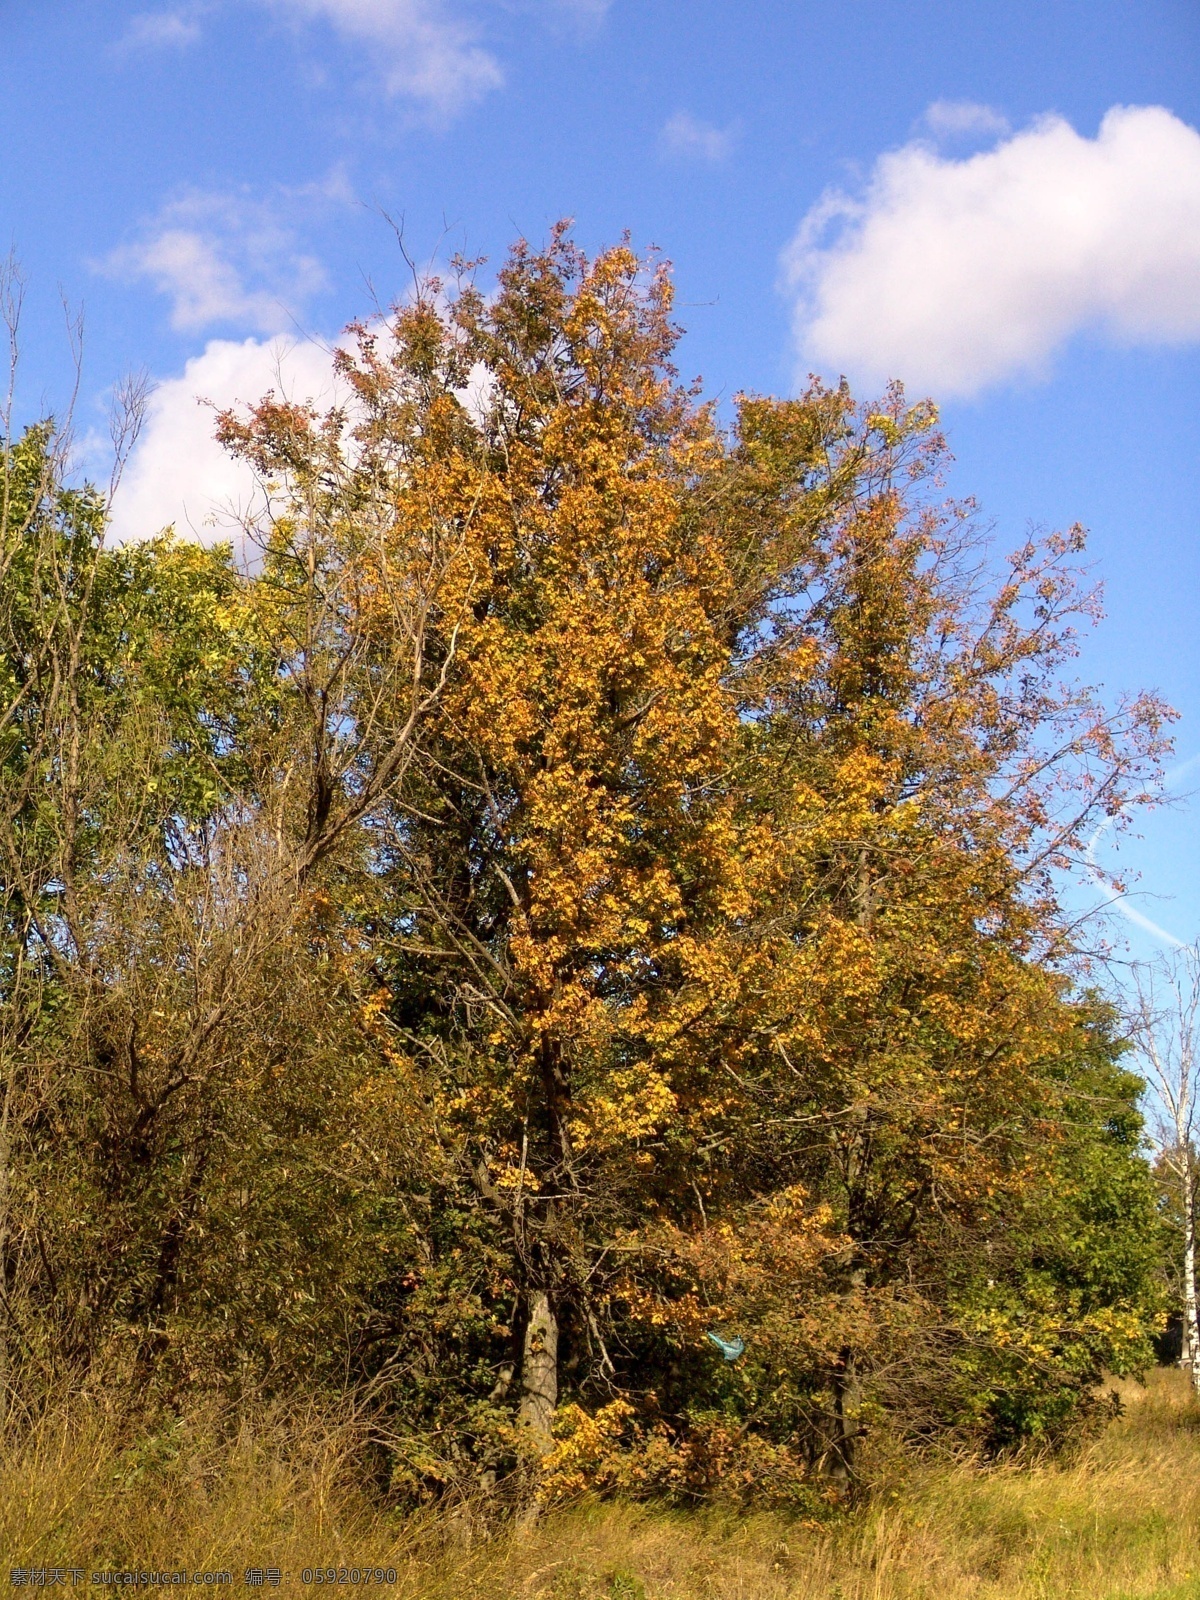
left=107, top=336, right=342, bottom=547
left=260, top=0, right=502, bottom=112
left=106, top=319, right=501, bottom=549
left=660, top=110, right=738, bottom=164
left=785, top=104, right=1200, bottom=399
left=97, top=184, right=339, bottom=335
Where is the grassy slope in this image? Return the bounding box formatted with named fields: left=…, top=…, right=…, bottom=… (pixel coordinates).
left=7, top=1370, right=1200, bottom=1599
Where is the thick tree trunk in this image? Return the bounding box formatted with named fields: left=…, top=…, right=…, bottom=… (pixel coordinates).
left=827, top=1343, right=862, bottom=1487
left=518, top=1290, right=558, bottom=1454
left=1183, top=1165, right=1200, bottom=1396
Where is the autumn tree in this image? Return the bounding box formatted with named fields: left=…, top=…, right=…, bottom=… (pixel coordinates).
left=0, top=231, right=1170, bottom=1506
left=663, top=396, right=1173, bottom=1475
left=219, top=229, right=1169, bottom=1495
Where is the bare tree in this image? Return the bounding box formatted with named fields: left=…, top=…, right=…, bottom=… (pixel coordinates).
left=1127, top=946, right=1200, bottom=1394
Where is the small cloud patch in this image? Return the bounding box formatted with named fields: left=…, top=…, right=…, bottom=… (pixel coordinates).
left=660, top=111, right=738, bottom=165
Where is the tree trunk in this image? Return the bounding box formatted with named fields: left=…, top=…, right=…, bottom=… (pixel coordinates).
left=518, top=1290, right=558, bottom=1454
left=827, top=1343, right=862, bottom=1488
left=1183, top=1164, right=1200, bottom=1396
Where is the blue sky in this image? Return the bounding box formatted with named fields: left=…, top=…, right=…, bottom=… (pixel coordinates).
left=3, top=0, right=1200, bottom=956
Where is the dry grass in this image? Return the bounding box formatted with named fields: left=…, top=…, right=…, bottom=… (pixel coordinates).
left=6, top=1370, right=1200, bottom=1598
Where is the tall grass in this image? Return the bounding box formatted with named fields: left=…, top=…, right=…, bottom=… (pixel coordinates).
left=6, top=1370, right=1200, bottom=1598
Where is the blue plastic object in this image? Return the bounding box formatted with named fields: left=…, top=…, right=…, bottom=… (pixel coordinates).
left=705, top=1331, right=746, bottom=1362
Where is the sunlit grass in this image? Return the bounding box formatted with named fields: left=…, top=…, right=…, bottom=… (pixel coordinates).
left=5, top=1369, right=1200, bottom=1598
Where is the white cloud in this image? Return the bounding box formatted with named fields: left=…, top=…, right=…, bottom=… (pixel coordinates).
left=921, top=100, right=1010, bottom=140
left=261, top=0, right=502, bottom=112
left=107, top=319, right=498, bottom=549
left=531, top=0, right=611, bottom=31
left=784, top=104, right=1200, bottom=399
left=107, top=336, right=342, bottom=547
left=97, top=186, right=335, bottom=335
left=117, top=0, right=609, bottom=116
left=115, top=5, right=212, bottom=51
left=660, top=110, right=737, bottom=164
left=119, top=9, right=205, bottom=48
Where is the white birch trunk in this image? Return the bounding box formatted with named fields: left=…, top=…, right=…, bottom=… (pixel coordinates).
left=1183, top=1163, right=1200, bottom=1394
left=1129, top=951, right=1200, bottom=1401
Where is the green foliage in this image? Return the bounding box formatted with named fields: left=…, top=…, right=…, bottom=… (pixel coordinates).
left=945, top=1007, right=1168, bottom=1448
